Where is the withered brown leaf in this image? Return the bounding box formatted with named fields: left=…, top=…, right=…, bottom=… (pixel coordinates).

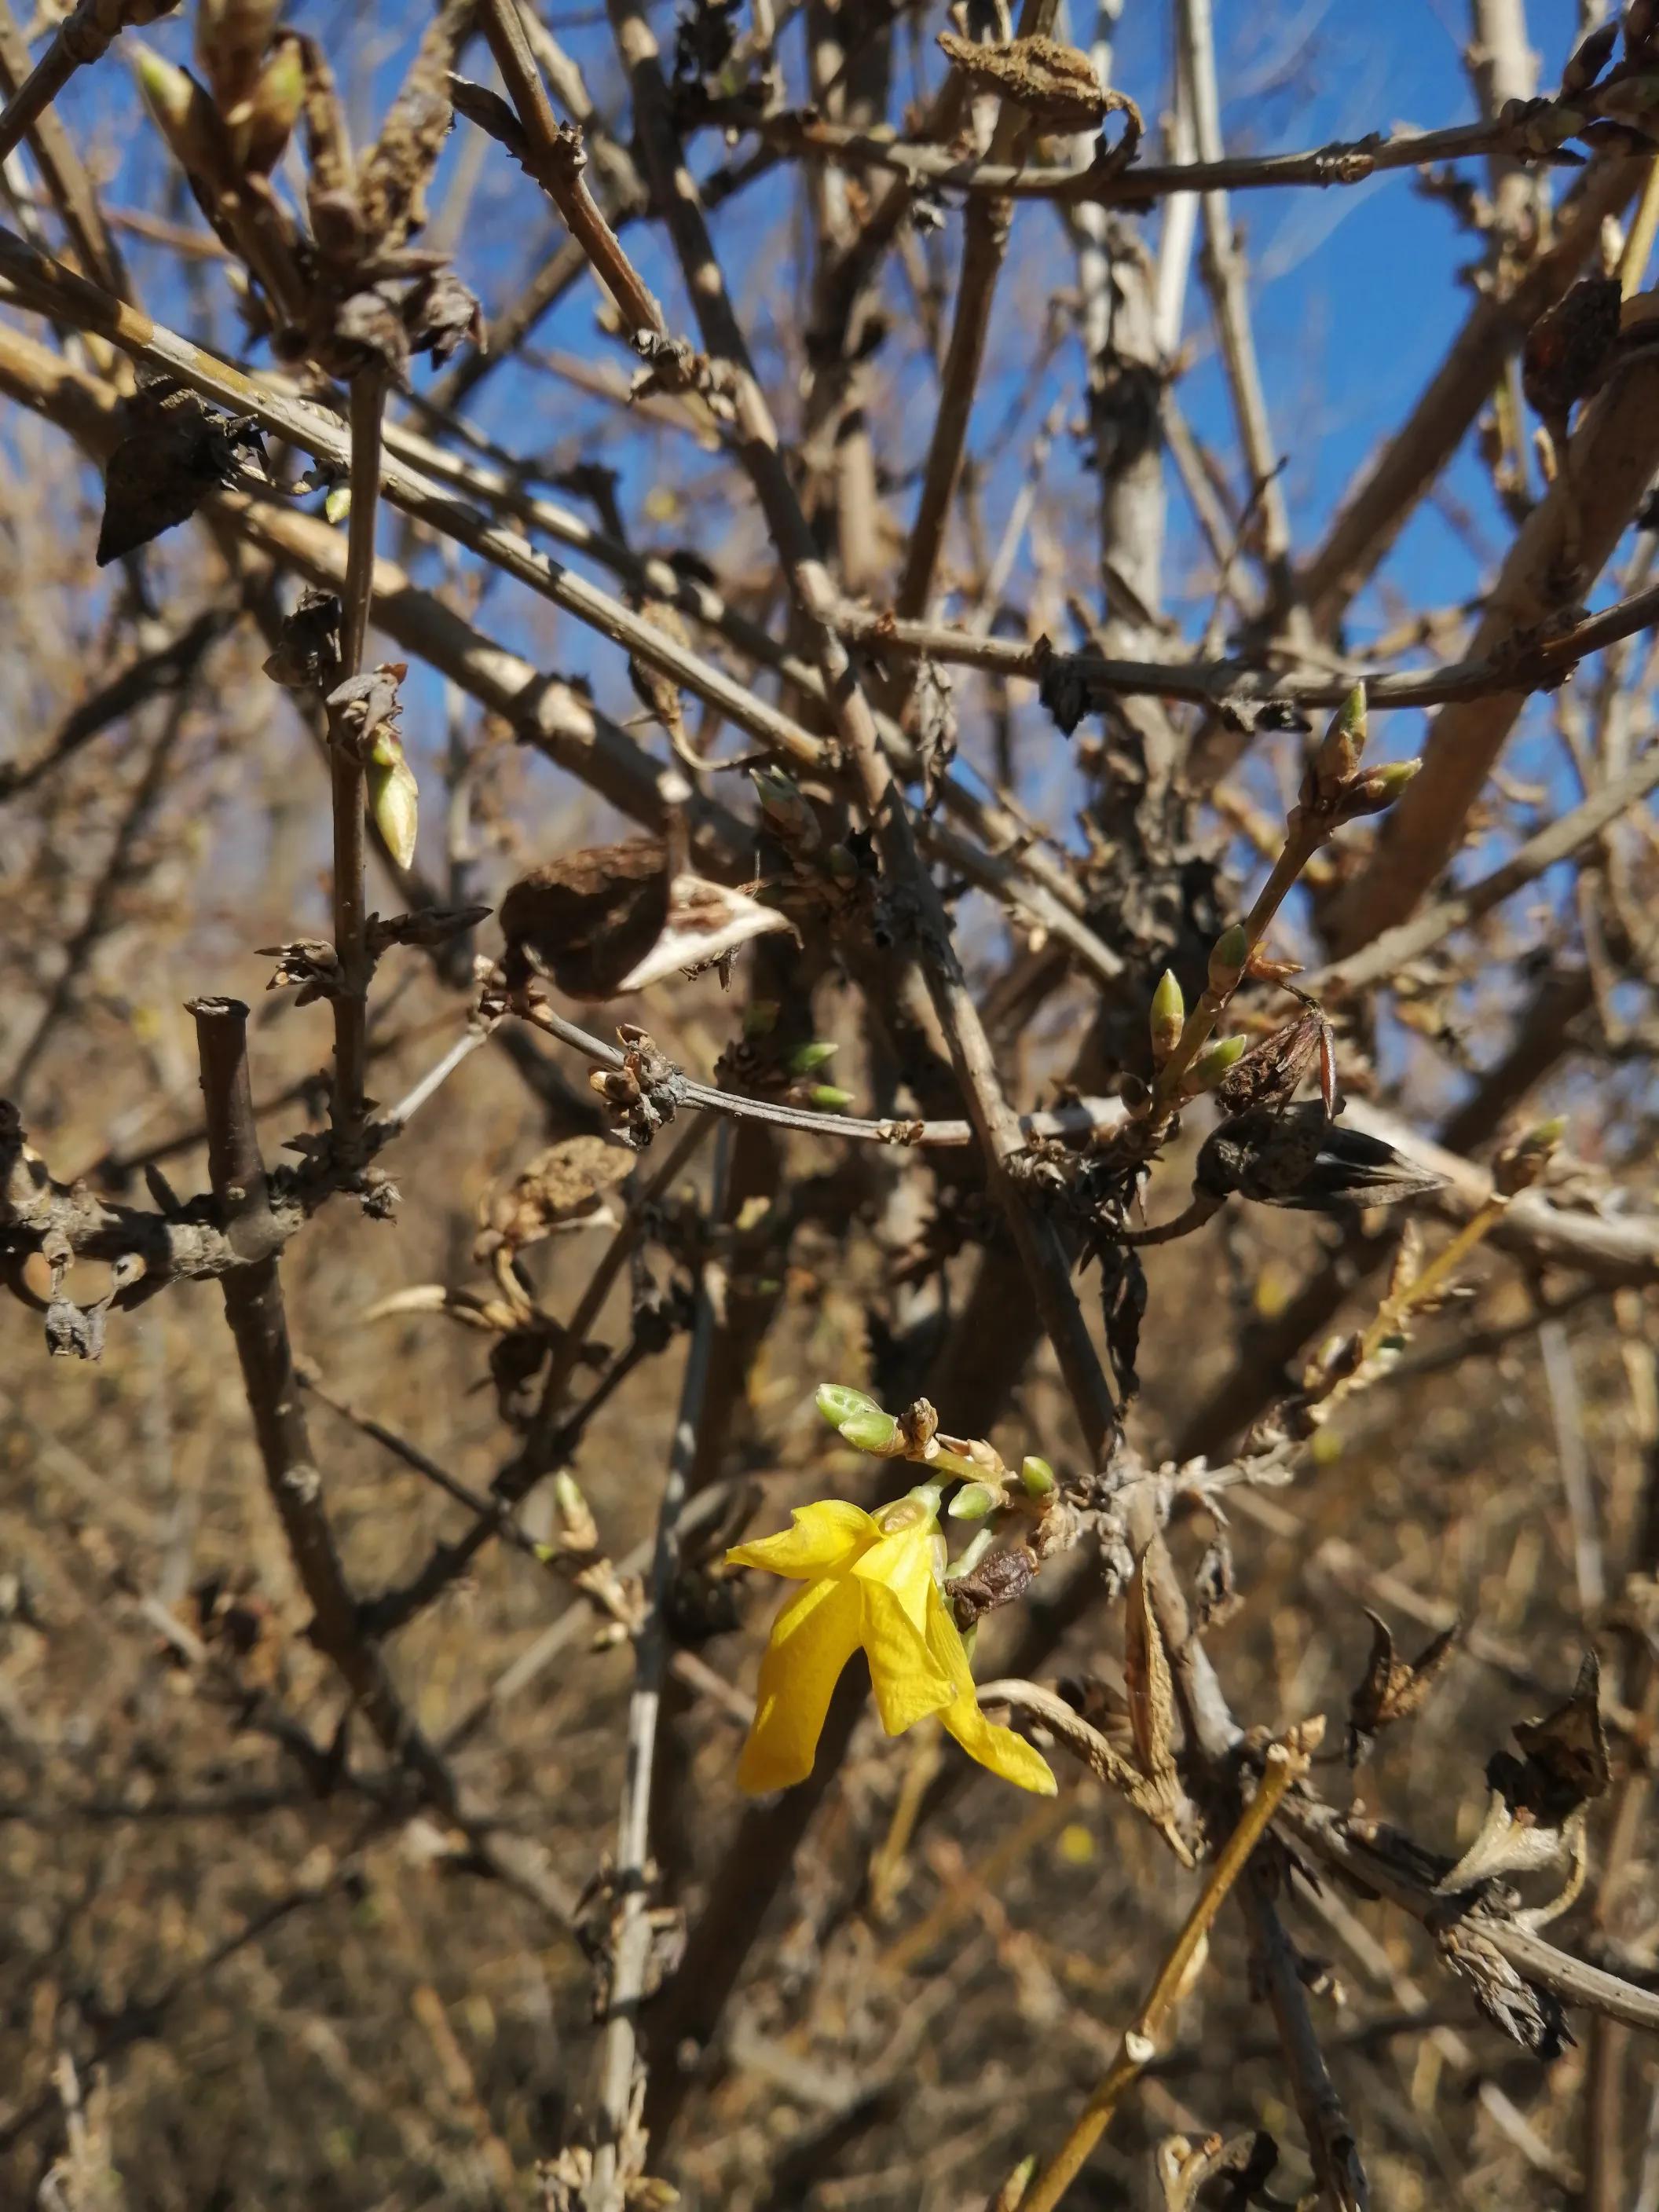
left=1346, top=1608, right=1461, bottom=1763
left=97, top=380, right=264, bottom=566
left=1125, top=1553, right=1181, bottom=1833
left=935, top=31, right=1141, bottom=141
left=1510, top=1647, right=1610, bottom=1816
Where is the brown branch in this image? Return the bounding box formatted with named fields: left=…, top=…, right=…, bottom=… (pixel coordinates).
left=189, top=996, right=578, bottom=1924
left=1240, top=1858, right=1369, bottom=2210
left=736, top=91, right=1639, bottom=208
left=1310, top=742, right=1659, bottom=998
left=1329, top=291, right=1659, bottom=950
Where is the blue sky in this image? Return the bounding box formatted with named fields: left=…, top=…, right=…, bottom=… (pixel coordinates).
left=35, top=0, right=1633, bottom=954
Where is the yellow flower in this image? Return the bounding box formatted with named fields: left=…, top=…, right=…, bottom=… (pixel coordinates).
left=728, top=1495, right=1056, bottom=1796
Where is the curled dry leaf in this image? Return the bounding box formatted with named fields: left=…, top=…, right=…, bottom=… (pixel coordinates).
left=1125, top=1554, right=1185, bottom=1854
left=1346, top=1608, right=1462, bottom=1763
left=1155, top=2130, right=1279, bottom=2212
left=474, top=1136, right=635, bottom=1261
left=935, top=31, right=1142, bottom=145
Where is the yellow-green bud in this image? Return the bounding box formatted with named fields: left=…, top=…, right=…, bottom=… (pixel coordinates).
left=808, top=1084, right=855, bottom=1111
left=1020, top=1454, right=1056, bottom=1496
left=368, top=745, right=419, bottom=869
left=1207, top=925, right=1249, bottom=994
left=1339, top=758, right=1422, bottom=820
left=947, top=1481, right=1001, bottom=1520
left=324, top=482, right=352, bottom=526
left=134, top=45, right=234, bottom=188
left=1189, top=1034, right=1247, bottom=1091
left=787, top=1039, right=838, bottom=1075
left=815, top=1382, right=900, bottom=1454
left=237, top=34, right=305, bottom=175
left=1313, top=683, right=1367, bottom=796
left=1149, top=969, right=1185, bottom=1063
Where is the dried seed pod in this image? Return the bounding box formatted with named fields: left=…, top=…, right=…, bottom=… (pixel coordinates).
left=1196, top=1102, right=1446, bottom=1211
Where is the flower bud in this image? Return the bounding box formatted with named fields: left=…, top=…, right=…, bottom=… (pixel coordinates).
left=1337, top=758, right=1422, bottom=820
left=324, top=482, right=352, bottom=526
left=134, top=45, right=236, bottom=189
left=1020, top=1454, right=1056, bottom=1496
left=1148, top=969, right=1185, bottom=1063
left=1207, top=925, right=1249, bottom=994
left=807, top=1084, right=855, bottom=1111
left=1311, top=683, right=1367, bottom=799
left=367, top=744, right=419, bottom=869
left=787, top=1039, right=838, bottom=1075
left=947, top=1481, right=1002, bottom=1520
left=815, top=1382, right=901, bottom=1454
left=1493, top=1114, right=1567, bottom=1196
left=238, top=34, right=305, bottom=175
left=743, top=999, right=778, bottom=1039
left=553, top=1470, right=599, bottom=1552
left=196, top=0, right=284, bottom=116
left=1188, top=1034, right=1247, bottom=1091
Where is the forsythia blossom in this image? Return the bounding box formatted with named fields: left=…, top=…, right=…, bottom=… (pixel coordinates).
left=727, top=1493, right=1056, bottom=1796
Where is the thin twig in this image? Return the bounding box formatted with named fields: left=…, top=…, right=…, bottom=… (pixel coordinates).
left=1020, top=1741, right=1306, bottom=2212
left=588, top=1123, right=731, bottom=2210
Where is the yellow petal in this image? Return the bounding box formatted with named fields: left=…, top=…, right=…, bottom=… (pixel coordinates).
left=860, top=1580, right=955, bottom=1736
left=851, top=1517, right=936, bottom=1631
left=727, top=1498, right=874, bottom=1580
left=736, top=1574, right=863, bottom=1793
left=925, top=1588, right=1057, bottom=1796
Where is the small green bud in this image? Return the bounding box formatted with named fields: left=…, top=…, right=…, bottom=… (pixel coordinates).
left=742, top=999, right=779, bottom=1040
left=1526, top=1115, right=1568, bottom=1148
left=1335, top=758, right=1421, bottom=821
left=786, top=1039, right=838, bottom=1075
left=1189, top=1034, right=1248, bottom=1091
left=1149, top=969, right=1185, bottom=1063
left=1207, top=925, right=1249, bottom=993
left=324, top=482, right=353, bottom=526
left=368, top=745, right=419, bottom=869
left=1020, top=1454, right=1056, bottom=1496
left=947, top=1481, right=1001, bottom=1520
left=808, top=1084, right=855, bottom=1111
left=1313, top=683, right=1368, bottom=795
left=815, top=1382, right=900, bottom=1454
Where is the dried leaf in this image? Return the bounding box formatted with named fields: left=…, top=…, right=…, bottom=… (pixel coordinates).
left=1125, top=1553, right=1181, bottom=1816
left=1155, top=2130, right=1278, bottom=2212
left=1347, top=1609, right=1461, bottom=1763
left=936, top=32, right=1142, bottom=144
left=474, top=1137, right=635, bottom=1260
left=97, top=383, right=264, bottom=566
left=1511, top=1649, right=1610, bottom=1816
left=1098, top=1245, right=1146, bottom=1401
